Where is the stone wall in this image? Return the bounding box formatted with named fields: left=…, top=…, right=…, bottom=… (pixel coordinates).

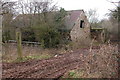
left=70, top=11, right=91, bottom=45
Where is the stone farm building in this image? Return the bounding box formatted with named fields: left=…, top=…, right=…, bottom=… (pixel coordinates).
left=13, top=10, right=91, bottom=43
left=65, top=10, right=90, bottom=42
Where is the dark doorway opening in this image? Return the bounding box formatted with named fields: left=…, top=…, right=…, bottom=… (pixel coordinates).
left=80, top=20, right=84, bottom=28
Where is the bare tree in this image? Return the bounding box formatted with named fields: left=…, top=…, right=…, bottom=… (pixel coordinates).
left=1, top=1, right=17, bottom=41
left=14, top=0, right=58, bottom=26
left=86, top=9, right=99, bottom=24
left=0, top=1, right=2, bottom=65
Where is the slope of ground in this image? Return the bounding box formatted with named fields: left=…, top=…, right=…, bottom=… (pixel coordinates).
left=2, top=49, right=89, bottom=78
left=2, top=44, right=118, bottom=78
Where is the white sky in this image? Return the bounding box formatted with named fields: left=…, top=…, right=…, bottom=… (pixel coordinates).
left=7, top=0, right=119, bottom=20
left=53, top=0, right=119, bottom=20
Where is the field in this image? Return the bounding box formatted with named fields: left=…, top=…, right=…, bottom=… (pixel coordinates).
left=1, top=0, right=119, bottom=79
left=2, top=42, right=119, bottom=78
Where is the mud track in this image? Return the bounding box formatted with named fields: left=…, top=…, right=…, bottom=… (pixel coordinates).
left=2, top=49, right=90, bottom=78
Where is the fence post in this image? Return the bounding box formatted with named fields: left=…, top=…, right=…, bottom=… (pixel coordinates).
left=16, top=31, right=22, bottom=60
left=101, top=28, right=106, bottom=43
left=0, top=2, right=2, bottom=79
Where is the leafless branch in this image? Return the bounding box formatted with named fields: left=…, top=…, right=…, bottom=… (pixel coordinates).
left=106, top=0, right=119, bottom=7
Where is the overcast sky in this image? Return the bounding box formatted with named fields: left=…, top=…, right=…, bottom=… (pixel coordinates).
left=53, top=0, right=119, bottom=20
left=8, top=0, right=119, bottom=20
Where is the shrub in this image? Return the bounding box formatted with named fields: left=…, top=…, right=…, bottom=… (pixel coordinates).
left=21, top=27, right=36, bottom=42
left=33, top=25, right=61, bottom=48
left=2, top=31, right=11, bottom=43
left=41, top=28, right=61, bottom=48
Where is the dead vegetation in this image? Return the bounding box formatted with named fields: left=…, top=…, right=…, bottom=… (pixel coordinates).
left=63, top=43, right=119, bottom=78
left=2, top=41, right=119, bottom=78
left=2, top=43, right=72, bottom=62
left=2, top=43, right=53, bottom=62
left=2, top=33, right=119, bottom=78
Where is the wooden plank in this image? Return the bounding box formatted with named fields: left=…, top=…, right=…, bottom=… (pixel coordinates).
left=8, top=40, right=41, bottom=45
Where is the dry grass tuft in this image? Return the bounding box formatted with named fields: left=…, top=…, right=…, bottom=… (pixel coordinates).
left=63, top=43, right=119, bottom=78
left=84, top=44, right=118, bottom=78
left=2, top=43, right=56, bottom=62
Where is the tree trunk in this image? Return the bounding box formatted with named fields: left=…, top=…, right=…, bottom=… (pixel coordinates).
left=0, top=2, right=2, bottom=79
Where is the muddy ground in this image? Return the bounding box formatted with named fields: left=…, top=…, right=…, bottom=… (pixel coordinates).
left=2, top=48, right=99, bottom=79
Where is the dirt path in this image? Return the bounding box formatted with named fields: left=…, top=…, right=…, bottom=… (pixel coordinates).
left=2, top=49, right=90, bottom=78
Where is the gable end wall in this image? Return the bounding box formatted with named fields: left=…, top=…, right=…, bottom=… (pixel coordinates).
left=70, top=11, right=90, bottom=43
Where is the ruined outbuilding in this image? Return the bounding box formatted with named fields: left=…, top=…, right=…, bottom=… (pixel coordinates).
left=13, top=9, right=91, bottom=43
left=65, top=10, right=90, bottom=42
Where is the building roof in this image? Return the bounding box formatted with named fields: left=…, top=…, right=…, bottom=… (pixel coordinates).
left=65, top=10, right=84, bottom=30
left=13, top=9, right=84, bottom=30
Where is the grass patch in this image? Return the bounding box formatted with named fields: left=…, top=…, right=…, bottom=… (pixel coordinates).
left=64, top=69, right=86, bottom=78
left=3, top=54, right=52, bottom=63
left=17, top=54, right=52, bottom=62
left=68, top=70, right=76, bottom=77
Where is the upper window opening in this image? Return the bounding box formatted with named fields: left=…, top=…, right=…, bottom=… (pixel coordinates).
left=80, top=20, right=84, bottom=28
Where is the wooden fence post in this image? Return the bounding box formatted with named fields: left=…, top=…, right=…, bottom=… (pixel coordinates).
left=0, top=2, right=2, bottom=79
left=101, top=29, right=106, bottom=43
left=16, top=31, right=22, bottom=60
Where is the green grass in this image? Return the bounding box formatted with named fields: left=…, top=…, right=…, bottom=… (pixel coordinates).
left=3, top=54, right=52, bottom=63
left=17, top=54, right=52, bottom=62
left=68, top=70, right=76, bottom=77
left=67, top=69, right=85, bottom=78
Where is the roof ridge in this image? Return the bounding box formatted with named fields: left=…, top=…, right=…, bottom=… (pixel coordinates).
left=67, top=9, right=84, bottom=12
